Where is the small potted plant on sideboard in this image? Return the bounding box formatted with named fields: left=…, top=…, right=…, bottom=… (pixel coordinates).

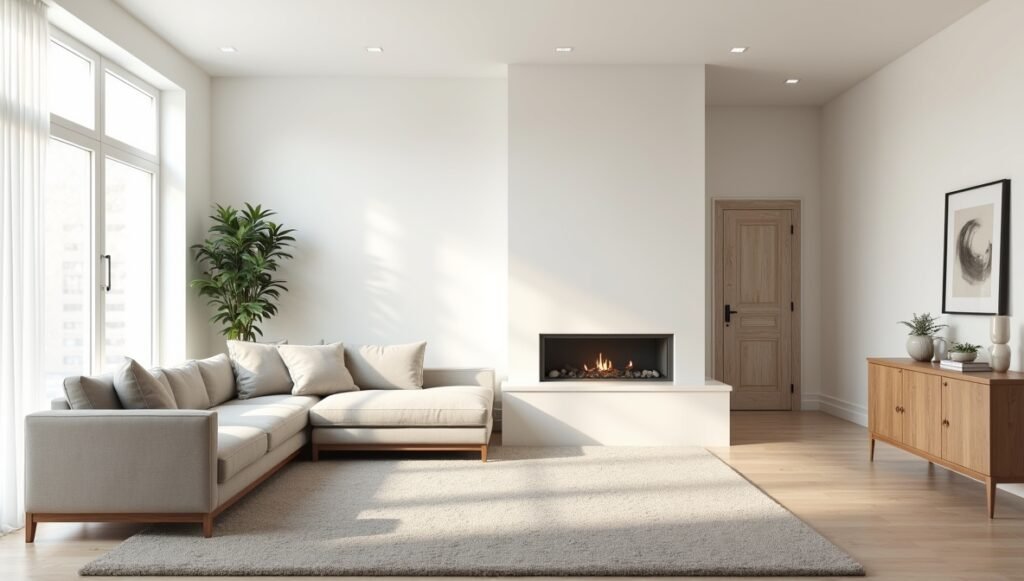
left=949, top=342, right=982, bottom=363
left=897, top=312, right=947, bottom=362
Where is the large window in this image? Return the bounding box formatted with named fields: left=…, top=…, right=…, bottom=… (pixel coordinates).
left=44, top=30, right=159, bottom=397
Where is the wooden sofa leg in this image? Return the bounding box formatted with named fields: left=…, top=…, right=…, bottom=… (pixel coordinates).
left=481, top=445, right=488, bottom=463
left=25, top=513, right=36, bottom=543
left=202, top=515, right=214, bottom=538
left=311, top=445, right=319, bottom=462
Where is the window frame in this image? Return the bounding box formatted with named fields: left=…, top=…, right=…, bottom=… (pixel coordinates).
left=48, top=27, right=161, bottom=373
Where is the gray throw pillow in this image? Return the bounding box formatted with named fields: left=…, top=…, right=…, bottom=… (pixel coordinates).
left=345, top=342, right=427, bottom=390
left=227, top=340, right=293, bottom=399
left=159, top=361, right=211, bottom=409
left=113, top=358, right=178, bottom=409
left=278, top=342, right=358, bottom=396
left=63, top=374, right=122, bottom=409
left=197, top=353, right=236, bottom=406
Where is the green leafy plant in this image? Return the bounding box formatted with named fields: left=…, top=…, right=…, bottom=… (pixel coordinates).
left=191, top=204, right=296, bottom=341
left=897, top=312, right=947, bottom=336
left=950, top=342, right=981, bottom=354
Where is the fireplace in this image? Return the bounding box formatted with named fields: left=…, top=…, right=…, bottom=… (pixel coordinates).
left=539, top=334, right=673, bottom=381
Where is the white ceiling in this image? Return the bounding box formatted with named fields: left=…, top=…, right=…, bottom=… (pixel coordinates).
left=113, top=0, right=986, bottom=105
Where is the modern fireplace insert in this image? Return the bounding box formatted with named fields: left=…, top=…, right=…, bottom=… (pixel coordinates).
left=539, top=334, right=673, bottom=381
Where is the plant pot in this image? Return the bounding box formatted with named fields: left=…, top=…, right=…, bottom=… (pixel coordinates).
left=906, top=335, right=934, bottom=362
left=949, top=351, right=978, bottom=363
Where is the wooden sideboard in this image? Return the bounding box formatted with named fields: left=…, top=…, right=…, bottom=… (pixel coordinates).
left=867, top=358, right=1024, bottom=517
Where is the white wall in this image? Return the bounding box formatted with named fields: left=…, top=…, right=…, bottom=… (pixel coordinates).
left=508, top=65, right=706, bottom=383
left=821, top=0, right=1024, bottom=427
left=210, top=78, right=508, bottom=372
left=50, top=0, right=212, bottom=361
left=706, top=106, right=822, bottom=407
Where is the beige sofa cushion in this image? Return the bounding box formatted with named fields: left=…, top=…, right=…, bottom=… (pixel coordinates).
left=197, top=353, right=235, bottom=407
left=309, top=385, right=492, bottom=428
left=213, top=395, right=317, bottom=450
left=217, top=426, right=268, bottom=483
left=158, top=361, right=211, bottom=410
left=227, top=341, right=293, bottom=399
left=345, top=342, right=426, bottom=390
left=63, top=374, right=121, bottom=410
left=113, top=359, right=177, bottom=409
left=278, top=343, right=357, bottom=396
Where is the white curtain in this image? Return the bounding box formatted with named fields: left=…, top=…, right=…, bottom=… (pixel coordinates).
left=1, top=0, right=48, bottom=535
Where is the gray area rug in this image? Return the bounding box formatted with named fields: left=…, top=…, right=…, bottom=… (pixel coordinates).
left=81, top=447, right=863, bottom=576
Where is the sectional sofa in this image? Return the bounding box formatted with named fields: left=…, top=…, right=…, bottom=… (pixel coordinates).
left=24, top=342, right=494, bottom=542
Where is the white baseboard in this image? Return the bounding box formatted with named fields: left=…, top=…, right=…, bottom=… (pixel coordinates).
left=800, top=393, right=821, bottom=410
left=818, top=394, right=868, bottom=427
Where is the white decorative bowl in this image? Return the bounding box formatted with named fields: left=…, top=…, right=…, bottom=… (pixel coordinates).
left=949, top=351, right=978, bottom=363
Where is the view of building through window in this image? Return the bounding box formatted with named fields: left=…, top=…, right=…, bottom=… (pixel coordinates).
left=43, top=31, right=159, bottom=398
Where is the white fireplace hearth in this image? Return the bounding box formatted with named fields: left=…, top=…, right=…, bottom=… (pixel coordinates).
left=502, top=379, right=732, bottom=447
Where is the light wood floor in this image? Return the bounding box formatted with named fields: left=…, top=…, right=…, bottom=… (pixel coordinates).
left=3, top=411, right=1024, bottom=580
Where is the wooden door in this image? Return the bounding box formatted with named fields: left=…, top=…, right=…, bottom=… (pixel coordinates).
left=902, top=370, right=941, bottom=456
left=942, top=378, right=990, bottom=474
left=720, top=208, right=794, bottom=410
left=869, top=364, right=903, bottom=442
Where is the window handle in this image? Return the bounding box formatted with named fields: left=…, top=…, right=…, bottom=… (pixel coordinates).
left=103, top=254, right=112, bottom=292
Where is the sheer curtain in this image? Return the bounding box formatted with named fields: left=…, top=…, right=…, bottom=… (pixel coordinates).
left=1, top=0, right=48, bottom=535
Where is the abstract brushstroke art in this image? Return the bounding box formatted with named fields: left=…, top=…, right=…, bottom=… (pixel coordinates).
left=943, top=180, right=1010, bottom=315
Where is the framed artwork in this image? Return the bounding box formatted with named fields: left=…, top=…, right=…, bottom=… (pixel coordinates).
left=942, top=179, right=1011, bottom=315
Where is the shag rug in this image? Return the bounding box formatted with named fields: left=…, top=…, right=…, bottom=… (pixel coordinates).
left=81, top=447, right=863, bottom=576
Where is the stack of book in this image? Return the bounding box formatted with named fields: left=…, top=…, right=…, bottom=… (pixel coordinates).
left=939, top=359, right=991, bottom=372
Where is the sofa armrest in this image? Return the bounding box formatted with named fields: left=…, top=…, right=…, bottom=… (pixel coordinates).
left=25, top=410, right=218, bottom=514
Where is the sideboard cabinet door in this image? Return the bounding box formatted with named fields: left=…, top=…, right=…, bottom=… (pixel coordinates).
left=903, top=370, right=942, bottom=456
left=941, top=378, right=991, bottom=474
left=869, top=363, right=903, bottom=442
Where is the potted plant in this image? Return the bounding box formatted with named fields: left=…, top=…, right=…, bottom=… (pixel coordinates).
left=897, top=313, right=947, bottom=362
left=191, top=204, right=296, bottom=341
left=949, top=342, right=982, bottom=363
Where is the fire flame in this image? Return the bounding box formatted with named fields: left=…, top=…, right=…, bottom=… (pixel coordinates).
left=584, top=353, right=614, bottom=373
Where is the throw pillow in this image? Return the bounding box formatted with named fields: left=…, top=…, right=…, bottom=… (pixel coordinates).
left=278, top=342, right=358, bottom=396
left=227, top=340, right=293, bottom=399
left=159, top=361, right=212, bottom=409
left=197, top=353, right=236, bottom=406
left=112, top=358, right=178, bottom=409
left=345, top=341, right=427, bottom=390
left=63, top=374, right=122, bottom=409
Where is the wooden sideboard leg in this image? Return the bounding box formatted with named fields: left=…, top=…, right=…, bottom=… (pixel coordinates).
left=986, top=477, right=997, bottom=519
left=481, top=445, right=488, bottom=463
left=25, top=513, right=36, bottom=543
left=202, top=515, right=214, bottom=538
left=869, top=437, right=875, bottom=461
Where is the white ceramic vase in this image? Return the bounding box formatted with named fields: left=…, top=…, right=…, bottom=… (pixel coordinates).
left=906, top=335, right=934, bottom=362
left=932, top=337, right=948, bottom=362
left=989, top=316, right=1011, bottom=372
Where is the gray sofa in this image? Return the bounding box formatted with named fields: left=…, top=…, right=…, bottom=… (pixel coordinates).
left=24, top=363, right=494, bottom=542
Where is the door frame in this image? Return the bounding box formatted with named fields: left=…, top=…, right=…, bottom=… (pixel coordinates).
left=712, top=199, right=802, bottom=411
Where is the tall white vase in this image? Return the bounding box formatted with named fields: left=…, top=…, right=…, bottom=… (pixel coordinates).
left=989, top=316, right=1011, bottom=373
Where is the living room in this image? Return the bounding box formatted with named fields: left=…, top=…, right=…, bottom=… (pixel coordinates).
left=2, top=0, right=1023, bottom=578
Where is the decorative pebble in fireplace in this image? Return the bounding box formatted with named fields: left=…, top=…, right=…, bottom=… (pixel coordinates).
left=540, top=334, right=673, bottom=381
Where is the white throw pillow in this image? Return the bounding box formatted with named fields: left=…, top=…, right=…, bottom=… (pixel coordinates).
left=227, top=340, right=294, bottom=399
left=113, top=358, right=178, bottom=409
left=278, top=342, right=358, bottom=396
left=158, top=360, right=212, bottom=409
left=345, top=342, right=427, bottom=390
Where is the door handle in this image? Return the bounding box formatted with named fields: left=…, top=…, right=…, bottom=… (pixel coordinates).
left=103, top=254, right=112, bottom=292
left=724, top=304, right=739, bottom=324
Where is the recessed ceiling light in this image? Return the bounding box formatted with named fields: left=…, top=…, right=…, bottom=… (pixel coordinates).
left=555, top=47, right=573, bottom=53
left=366, top=46, right=384, bottom=53
left=785, top=78, right=800, bottom=84
left=730, top=47, right=748, bottom=53
left=219, top=46, right=238, bottom=53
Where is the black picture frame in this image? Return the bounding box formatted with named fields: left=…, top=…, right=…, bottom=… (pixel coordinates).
left=942, top=179, right=1011, bottom=316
